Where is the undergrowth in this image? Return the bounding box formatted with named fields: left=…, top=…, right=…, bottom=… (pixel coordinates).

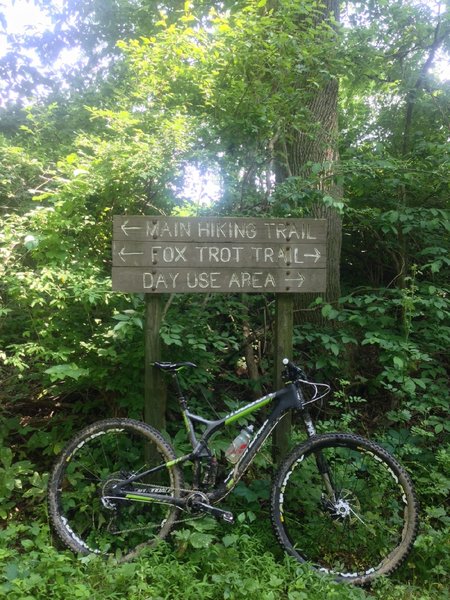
left=1, top=515, right=448, bottom=600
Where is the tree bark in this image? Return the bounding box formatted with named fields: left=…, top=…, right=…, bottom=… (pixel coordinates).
left=270, top=0, right=341, bottom=458
left=282, top=0, right=342, bottom=322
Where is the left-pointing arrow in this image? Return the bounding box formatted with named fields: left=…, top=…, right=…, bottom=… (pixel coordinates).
left=121, top=220, right=143, bottom=236
left=118, top=248, right=145, bottom=263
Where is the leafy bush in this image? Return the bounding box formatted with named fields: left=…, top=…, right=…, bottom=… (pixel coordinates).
left=1, top=520, right=447, bottom=600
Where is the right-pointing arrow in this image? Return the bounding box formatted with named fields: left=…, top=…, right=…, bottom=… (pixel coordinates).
left=304, top=248, right=321, bottom=263
left=285, top=273, right=305, bottom=287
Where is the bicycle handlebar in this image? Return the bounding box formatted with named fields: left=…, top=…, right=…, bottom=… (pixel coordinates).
left=282, top=358, right=308, bottom=382
left=282, top=358, right=331, bottom=404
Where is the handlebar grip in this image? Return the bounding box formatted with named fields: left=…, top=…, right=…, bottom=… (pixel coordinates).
left=282, top=358, right=298, bottom=372
left=282, top=358, right=308, bottom=381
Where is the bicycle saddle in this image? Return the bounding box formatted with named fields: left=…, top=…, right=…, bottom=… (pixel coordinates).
left=153, top=361, right=197, bottom=372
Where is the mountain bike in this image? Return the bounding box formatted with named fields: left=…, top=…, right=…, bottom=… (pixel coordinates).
left=48, top=359, right=419, bottom=585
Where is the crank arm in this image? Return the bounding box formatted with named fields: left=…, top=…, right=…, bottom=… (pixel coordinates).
left=192, top=501, right=234, bottom=523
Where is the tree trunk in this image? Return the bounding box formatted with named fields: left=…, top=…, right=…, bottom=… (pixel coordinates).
left=279, top=0, right=342, bottom=323
left=271, top=0, right=341, bottom=461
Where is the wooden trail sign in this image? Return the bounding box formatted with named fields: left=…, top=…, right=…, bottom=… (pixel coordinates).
left=112, top=216, right=327, bottom=294
left=112, top=215, right=328, bottom=458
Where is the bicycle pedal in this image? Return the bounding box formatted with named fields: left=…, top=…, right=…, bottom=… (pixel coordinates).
left=211, top=507, right=234, bottom=524
left=221, top=511, right=234, bottom=524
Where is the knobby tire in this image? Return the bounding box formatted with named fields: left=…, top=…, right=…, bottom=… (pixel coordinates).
left=270, top=433, right=418, bottom=585
left=48, top=418, right=183, bottom=560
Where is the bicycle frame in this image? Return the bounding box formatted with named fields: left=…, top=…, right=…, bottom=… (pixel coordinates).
left=112, top=381, right=313, bottom=507
left=49, top=356, right=418, bottom=581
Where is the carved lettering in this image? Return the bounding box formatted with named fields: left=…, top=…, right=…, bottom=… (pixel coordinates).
left=143, top=272, right=179, bottom=289
left=114, top=216, right=327, bottom=293
left=210, top=272, right=221, bottom=289
left=187, top=272, right=198, bottom=288
left=185, top=272, right=223, bottom=289
left=228, top=271, right=277, bottom=289
left=264, top=222, right=317, bottom=240
left=265, top=248, right=274, bottom=262
left=293, top=248, right=304, bottom=264
left=179, top=222, right=191, bottom=237
left=196, top=246, right=243, bottom=262
left=196, top=221, right=257, bottom=240
left=229, top=273, right=240, bottom=288
left=161, top=246, right=187, bottom=262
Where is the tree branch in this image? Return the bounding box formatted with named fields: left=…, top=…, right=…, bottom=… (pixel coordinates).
left=402, top=17, right=449, bottom=155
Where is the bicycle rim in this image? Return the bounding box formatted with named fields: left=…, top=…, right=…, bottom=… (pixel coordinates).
left=271, top=434, right=418, bottom=584
left=48, top=419, right=182, bottom=559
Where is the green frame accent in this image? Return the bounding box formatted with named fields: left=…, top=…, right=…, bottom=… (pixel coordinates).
left=182, top=412, right=190, bottom=430
left=110, top=384, right=300, bottom=507
left=224, top=395, right=274, bottom=425
left=166, top=456, right=185, bottom=468
left=125, top=494, right=156, bottom=503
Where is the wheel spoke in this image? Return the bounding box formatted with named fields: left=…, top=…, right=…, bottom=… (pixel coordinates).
left=48, top=419, right=183, bottom=559
left=348, top=505, right=368, bottom=528
left=271, top=434, right=418, bottom=584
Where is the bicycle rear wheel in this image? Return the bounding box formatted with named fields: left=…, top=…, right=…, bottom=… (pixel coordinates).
left=271, top=433, right=418, bottom=585
left=48, top=418, right=183, bottom=560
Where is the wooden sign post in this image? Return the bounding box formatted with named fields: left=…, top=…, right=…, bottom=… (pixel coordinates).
left=112, top=216, right=327, bottom=454
left=144, top=294, right=165, bottom=431
left=273, top=293, right=294, bottom=459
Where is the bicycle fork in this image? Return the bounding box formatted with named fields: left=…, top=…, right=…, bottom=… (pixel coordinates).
left=302, top=408, right=336, bottom=502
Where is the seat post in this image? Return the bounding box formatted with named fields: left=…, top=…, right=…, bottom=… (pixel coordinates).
left=171, top=372, right=188, bottom=409
left=170, top=372, right=198, bottom=448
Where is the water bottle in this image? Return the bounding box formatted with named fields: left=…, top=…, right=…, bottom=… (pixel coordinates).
left=225, top=425, right=254, bottom=464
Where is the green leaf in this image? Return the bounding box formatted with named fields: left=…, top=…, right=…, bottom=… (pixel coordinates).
left=403, top=378, right=416, bottom=395
left=330, top=343, right=340, bottom=357
left=4, top=562, right=19, bottom=581
left=189, top=532, right=214, bottom=548
left=393, top=356, right=404, bottom=369
left=222, top=534, right=239, bottom=547
left=45, top=364, right=90, bottom=382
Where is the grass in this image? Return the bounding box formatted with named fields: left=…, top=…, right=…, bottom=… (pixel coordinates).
left=0, top=517, right=448, bottom=600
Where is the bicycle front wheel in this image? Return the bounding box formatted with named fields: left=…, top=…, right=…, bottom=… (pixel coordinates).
left=48, top=418, right=184, bottom=560
left=271, top=433, right=418, bottom=585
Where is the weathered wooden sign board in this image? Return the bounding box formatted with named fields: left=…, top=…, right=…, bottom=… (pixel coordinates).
left=112, top=215, right=329, bottom=457
left=112, top=216, right=327, bottom=293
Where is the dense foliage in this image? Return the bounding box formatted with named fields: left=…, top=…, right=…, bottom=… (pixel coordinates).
left=0, top=0, right=449, bottom=597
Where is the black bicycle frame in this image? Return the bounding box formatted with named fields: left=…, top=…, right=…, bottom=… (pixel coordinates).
left=112, top=382, right=309, bottom=507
